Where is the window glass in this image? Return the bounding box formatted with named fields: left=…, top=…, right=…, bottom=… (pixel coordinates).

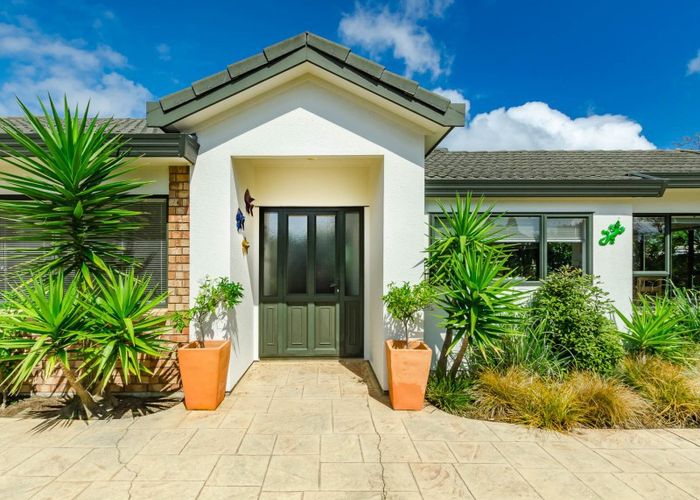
left=633, top=216, right=666, bottom=272
left=287, top=215, right=308, bottom=294
left=262, top=212, right=278, bottom=296
left=314, top=215, right=336, bottom=294
left=671, top=215, right=700, bottom=289
left=546, top=217, right=586, bottom=273
left=345, top=212, right=361, bottom=296
left=493, top=215, right=540, bottom=281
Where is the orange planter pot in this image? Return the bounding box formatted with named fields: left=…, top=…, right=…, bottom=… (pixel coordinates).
left=178, top=340, right=231, bottom=410
left=385, top=339, right=432, bottom=411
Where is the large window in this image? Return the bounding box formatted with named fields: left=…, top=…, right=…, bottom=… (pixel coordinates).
left=493, top=214, right=590, bottom=281
left=633, top=214, right=700, bottom=296
left=0, top=198, right=168, bottom=302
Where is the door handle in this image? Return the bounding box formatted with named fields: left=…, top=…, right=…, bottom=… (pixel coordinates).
left=330, top=283, right=339, bottom=293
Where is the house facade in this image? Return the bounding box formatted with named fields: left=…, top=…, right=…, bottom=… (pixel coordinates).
left=2, top=32, right=699, bottom=394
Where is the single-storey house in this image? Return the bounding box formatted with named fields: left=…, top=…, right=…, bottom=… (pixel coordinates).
left=2, top=32, right=699, bottom=394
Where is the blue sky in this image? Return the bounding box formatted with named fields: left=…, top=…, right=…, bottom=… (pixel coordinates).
left=0, top=0, right=699, bottom=150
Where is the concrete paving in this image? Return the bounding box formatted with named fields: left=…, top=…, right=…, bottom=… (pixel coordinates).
left=0, top=360, right=699, bottom=499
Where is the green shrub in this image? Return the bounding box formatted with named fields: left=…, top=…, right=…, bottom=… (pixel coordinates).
left=425, top=374, right=474, bottom=416
left=565, top=371, right=647, bottom=428
left=621, top=356, right=700, bottom=427
left=617, top=296, right=691, bottom=363
left=173, top=276, right=244, bottom=347
left=530, top=267, right=623, bottom=374
left=382, top=281, right=435, bottom=347
left=670, top=286, right=700, bottom=343
left=478, top=320, right=567, bottom=378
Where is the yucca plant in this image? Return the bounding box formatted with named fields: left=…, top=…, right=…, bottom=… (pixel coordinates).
left=0, top=272, right=97, bottom=411
left=426, top=194, right=515, bottom=377
left=669, top=285, right=700, bottom=343
left=81, top=264, right=171, bottom=393
left=617, top=296, right=691, bottom=363
left=0, top=96, right=147, bottom=280
left=437, top=248, right=525, bottom=378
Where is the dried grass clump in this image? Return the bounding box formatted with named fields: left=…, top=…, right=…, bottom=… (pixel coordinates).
left=473, top=367, right=651, bottom=431
left=473, top=367, right=583, bottom=431
left=621, top=356, right=700, bottom=427
left=565, top=371, right=647, bottom=428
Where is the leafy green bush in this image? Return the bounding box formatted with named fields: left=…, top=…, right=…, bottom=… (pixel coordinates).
left=621, top=356, right=700, bottom=427
left=382, top=281, right=435, bottom=347
left=530, top=267, right=623, bottom=374
left=617, top=296, right=691, bottom=363
left=173, top=276, right=244, bottom=346
left=670, top=286, right=700, bottom=343
left=0, top=269, right=170, bottom=415
left=425, top=374, right=473, bottom=416
left=478, top=319, right=567, bottom=378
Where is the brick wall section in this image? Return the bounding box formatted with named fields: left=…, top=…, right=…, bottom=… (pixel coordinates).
left=28, top=164, right=191, bottom=396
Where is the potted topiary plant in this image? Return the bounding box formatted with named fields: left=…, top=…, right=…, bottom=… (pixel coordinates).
left=382, top=281, right=435, bottom=410
left=173, top=276, right=244, bottom=410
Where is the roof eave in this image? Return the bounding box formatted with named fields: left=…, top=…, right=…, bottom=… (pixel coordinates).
left=424, top=179, right=667, bottom=198
left=0, top=133, right=200, bottom=164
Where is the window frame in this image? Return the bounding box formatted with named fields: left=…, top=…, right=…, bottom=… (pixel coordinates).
left=429, top=211, right=593, bottom=284
left=632, top=212, right=700, bottom=282
left=0, top=194, right=169, bottom=307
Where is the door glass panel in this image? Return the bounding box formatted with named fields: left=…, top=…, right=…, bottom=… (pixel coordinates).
left=263, top=212, right=278, bottom=296
left=315, top=215, right=336, bottom=294
left=345, top=212, right=360, bottom=296
left=287, top=215, right=308, bottom=294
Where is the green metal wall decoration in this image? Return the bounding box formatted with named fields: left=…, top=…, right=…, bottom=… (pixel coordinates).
left=599, top=219, right=625, bottom=246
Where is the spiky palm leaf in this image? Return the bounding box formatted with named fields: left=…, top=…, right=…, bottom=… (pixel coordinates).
left=0, top=96, right=148, bottom=279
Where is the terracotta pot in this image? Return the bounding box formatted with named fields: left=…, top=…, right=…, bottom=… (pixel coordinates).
left=385, top=339, right=432, bottom=410
left=178, top=340, right=231, bottom=410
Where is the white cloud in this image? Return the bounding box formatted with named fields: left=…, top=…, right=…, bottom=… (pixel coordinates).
left=687, top=49, right=700, bottom=75
left=339, top=0, right=452, bottom=79
left=156, top=43, right=171, bottom=61
left=441, top=101, right=655, bottom=151
left=0, top=21, right=152, bottom=117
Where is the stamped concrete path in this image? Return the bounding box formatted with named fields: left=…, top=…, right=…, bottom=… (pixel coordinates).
left=1, top=360, right=700, bottom=500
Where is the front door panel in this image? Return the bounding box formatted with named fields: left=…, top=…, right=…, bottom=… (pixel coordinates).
left=260, top=208, right=363, bottom=357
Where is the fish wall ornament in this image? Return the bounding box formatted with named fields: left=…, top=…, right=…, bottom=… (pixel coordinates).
left=244, top=189, right=255, bottom=216
left=236, top=208, right=245, bottom=232
left=599, top=219, right=625, bottom=246
left=242, top=237, right=250, bottom=256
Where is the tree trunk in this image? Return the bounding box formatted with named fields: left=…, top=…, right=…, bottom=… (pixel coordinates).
left=436, top=328, right=454, bottom=377
left=449, top=336, right=469, bottom=379
left=59, top=360, right=99, bottom=415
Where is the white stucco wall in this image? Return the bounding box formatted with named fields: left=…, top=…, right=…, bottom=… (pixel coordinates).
left=424, top=190, right=700, bottom=361
left=188, top=76, right=427, bottom=390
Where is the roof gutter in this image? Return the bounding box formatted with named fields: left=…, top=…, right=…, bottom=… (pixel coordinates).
left=425, top=178, right=667, bottom=198
left=0, top=133, right=200, bottom=164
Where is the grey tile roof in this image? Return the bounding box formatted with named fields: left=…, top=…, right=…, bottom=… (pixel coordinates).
left=425, top=149, right=700, bottom=181
left=0, top=117, right=165, bottom=135
left=147, top=32, right=465, bottom=130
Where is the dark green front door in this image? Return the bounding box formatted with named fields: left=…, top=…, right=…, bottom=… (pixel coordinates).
left=260, top=208, right=363, bottom=357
